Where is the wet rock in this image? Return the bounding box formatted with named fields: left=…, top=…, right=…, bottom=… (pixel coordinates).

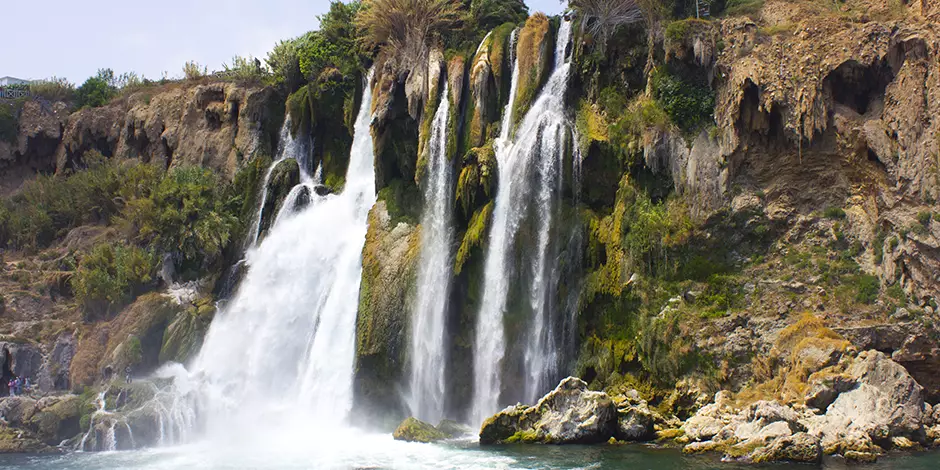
left=393, top=417, right=447, bottom=443
left=751, top=432, right=822, bottom=464
left=479, top=377, right=617, bottom=445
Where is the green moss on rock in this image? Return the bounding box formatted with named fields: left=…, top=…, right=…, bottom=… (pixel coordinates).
left=392, top=417, right=448, bottom=443
left=512, top=13, right=553, bottom=128
left=455, top=202, right=494, bottom=275
left=354, top=201, right=421, bottom=427
left=455, top=145, right=497, bottom=221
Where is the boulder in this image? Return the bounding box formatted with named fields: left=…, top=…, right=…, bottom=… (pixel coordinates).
left=806, top=350, right=926, bottom=450
left=681, top=391, right=735, bottom=442
left=479, top=377, right=617, bottom=445
left=0, top=397, right=37, bottom=426
left=615, top=398, right=654, bottom=441
left=751, top=432, right=822, bottom=464
left=393, top=417, right=448, bottom=443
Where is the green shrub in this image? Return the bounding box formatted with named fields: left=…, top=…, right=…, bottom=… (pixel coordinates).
left=650, top=67, right=715, bottom=136
left=182, top=61, right=207, bottom=80
left=852, top=274, right=880, bottom=304
left=72, top=243, right=156, bottom=319
left=0, top=104, right=16, bottom=143
left=221, top=55, right=269, bottom=84
left=917, top=211, right=932, bottom=226
left=470, top=0, right=527, bottom=32
left=119, top=166, right=237, bottom=272
left=823, top=206, right=846, bottom=219
left=75, top=69, right=118, bottom=108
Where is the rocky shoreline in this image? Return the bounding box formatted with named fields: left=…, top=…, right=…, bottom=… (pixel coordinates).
left=393, top=348, right=940, bottom=464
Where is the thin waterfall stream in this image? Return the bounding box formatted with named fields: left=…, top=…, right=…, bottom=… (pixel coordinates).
left=409, top=83, right=455, bottom=424
left=471, top=20, right=574, bottom=424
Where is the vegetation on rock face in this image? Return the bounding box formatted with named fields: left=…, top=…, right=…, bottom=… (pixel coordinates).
left=512, top=13, right=552, bottom=125
left=357, top=0, right=461, bottom=68
left=72, top=243, right=155, bottom=320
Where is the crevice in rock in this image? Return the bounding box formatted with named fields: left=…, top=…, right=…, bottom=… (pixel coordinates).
left=824, top=59, right=894, bottom=116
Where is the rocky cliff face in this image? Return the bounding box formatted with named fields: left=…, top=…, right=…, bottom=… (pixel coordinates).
left=1, top=80, right=280, bottom=195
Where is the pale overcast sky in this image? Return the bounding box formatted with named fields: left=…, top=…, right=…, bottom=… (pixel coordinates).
left=3, top=0, right=565, bottom=84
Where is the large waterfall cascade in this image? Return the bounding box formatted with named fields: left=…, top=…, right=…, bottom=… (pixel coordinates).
left=409, top=83, right=456, bottom=424
left=153, top=70, right=377, bottom=445
left=471, top=20, right=575, bottom=424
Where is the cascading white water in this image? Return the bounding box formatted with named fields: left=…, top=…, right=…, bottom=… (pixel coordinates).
left=409, top=83, right=454, bottom=424
left=471, top=20, right=574, bottom=424
left=164, top=70, right=376, bottom=442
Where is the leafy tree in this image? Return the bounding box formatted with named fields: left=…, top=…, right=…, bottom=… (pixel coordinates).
left=470, top=0, right=528, bottom=31
left=75, top=69, right=118, bottom=108
left=267, top=39, right=304, bottom=90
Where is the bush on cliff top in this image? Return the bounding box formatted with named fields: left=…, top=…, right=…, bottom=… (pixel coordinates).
left=356, top=0, right=461, bottom=67
left=75, top=69, right=118, bottom=108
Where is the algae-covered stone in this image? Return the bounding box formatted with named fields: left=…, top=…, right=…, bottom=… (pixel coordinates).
left=393, top=417, right=448, bottom=443
left=257, top=158, right=301, bottom=241
left=353, top=201, right=420, bottom=428
left=751, top=432, right=822, bottom=463
left=512, top=13, right=553, bottom=126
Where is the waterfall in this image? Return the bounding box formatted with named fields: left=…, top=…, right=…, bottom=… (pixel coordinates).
left=471, top=20, right=574, bottom=424
left=169, top=69, right=376, bottom=439
left=409, top=84, right=454, bottom=424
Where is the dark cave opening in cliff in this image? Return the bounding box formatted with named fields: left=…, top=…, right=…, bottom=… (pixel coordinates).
left=825, top=59, right=895, bottom=115
left=738, top=80, right=788, bottom=148
left=1, top=347, right=13, bottom=394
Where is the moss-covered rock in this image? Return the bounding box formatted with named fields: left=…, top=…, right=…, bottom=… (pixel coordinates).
left=455, top=145, right=497, bottom=222
left=0, top=425, right=53, bottom=453
left=69, top=294, right=183, bottom=391
left=26, top=395, right=83, bottom=445
left=371, top=64, right=420, bottom=194
left=455, top=202, right=494, bottom=275
left=512, top=13, right=553, bottom=128
left=392, top=416, right=449, bottom=443
left=159, top=297, right=215, bottom=364
left=257, top=158, right=301, bottom=241
left=353, top=201, right=420, bottom=428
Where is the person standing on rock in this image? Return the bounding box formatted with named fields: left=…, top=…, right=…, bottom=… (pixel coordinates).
left=125, top=366, right=132, bottom=384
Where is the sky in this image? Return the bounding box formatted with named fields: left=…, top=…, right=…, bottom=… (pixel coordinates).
left=3, top=0, right=565, bottom=85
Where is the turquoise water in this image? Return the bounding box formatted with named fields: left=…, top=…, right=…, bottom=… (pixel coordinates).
left=0, top=439, right=936, bottom=470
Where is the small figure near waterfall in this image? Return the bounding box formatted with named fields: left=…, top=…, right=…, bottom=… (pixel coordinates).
left=125, top=366, right=132, bottom=384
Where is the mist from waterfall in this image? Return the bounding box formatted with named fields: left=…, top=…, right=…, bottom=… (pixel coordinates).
left=471, top=20, right=574, bottom=424
left=159, top=70, right=376, bottom=443
left=408, top=83, right=455, bottom=424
